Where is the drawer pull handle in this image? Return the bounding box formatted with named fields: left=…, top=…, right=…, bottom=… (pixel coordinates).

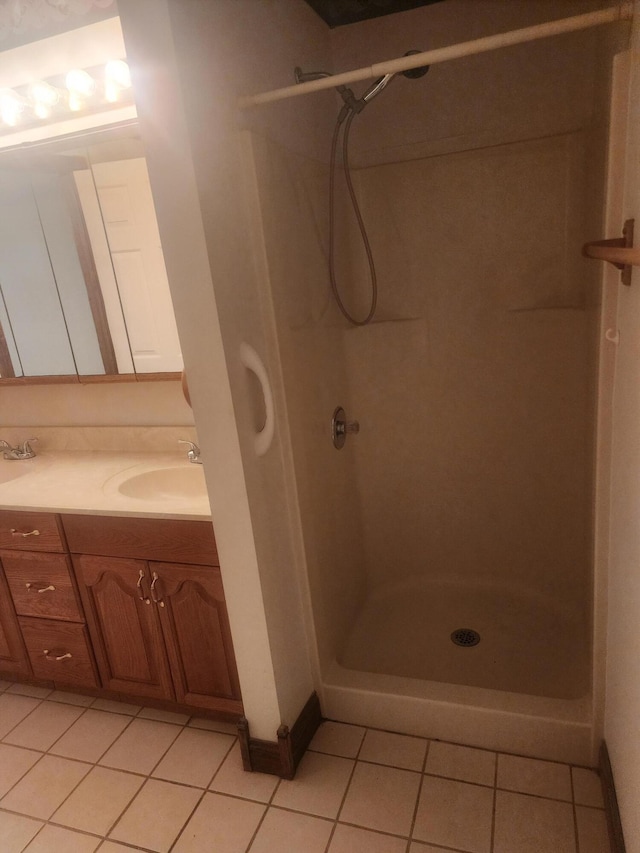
left=25, top=583, right=56, bottom=594
left=150, top=572, right=165, bottom=607
left=43, top=650, right=72, bottom=662
left=10, top=528, right=40, bottom=537
left=136, top=569, right=151, bottom=605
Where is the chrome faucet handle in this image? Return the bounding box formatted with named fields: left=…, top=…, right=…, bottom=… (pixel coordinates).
left=19, top=438, right=38, bottom=457
left=178, top=439, right=203, bottom=464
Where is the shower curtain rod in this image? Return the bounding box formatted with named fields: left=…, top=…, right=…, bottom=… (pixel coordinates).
left=238, top=3, right=633, bottom=109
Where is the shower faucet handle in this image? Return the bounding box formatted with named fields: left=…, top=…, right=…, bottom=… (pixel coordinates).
left=331, top=407, right=359, bottom=449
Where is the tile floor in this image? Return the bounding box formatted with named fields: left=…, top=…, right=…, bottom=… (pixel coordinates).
left=0, top=679, right=611, bottom=853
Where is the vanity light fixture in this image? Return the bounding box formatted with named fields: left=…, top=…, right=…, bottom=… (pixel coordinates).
left=0, top=61, right=132, bottom=131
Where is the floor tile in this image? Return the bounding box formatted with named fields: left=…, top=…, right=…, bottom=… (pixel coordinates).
left=1, top=754, right=90, bottom=819
left=329, top=823, right=407, bottom=852
left=3, top=701, right=84, bottom=751
left=576, top=806, right=611, bottom=853
left=173, top=792, right=265, bottom=853
left=413, top=775, right=493, bottom=852
left=359, top=729, right=427, bottom=771
left=52, top=766, right=144, bottom=836
left=0, top=679, right=12, bottom=691
left=493, top=790, right=576, bottom=853
left=98, top=719, right=181, bottom=775
left=309, top=721, right=366, bottom=759
left=188, top=717, right=238, bottom=736
left=91, top=698, right=141, bottom=716
left=50, top=709, right=132, bottom=764
left=109, top=778, right=201, bottom=852
left=410, top=844, right=460, bottom=852
left=152, top=727, right=234, bottom=788
left=497, top=754, right=572, bottom=801
left=47, top=691, right=95, bottom=708
left=572, top=767, right=604, bottom=808
left=98, top=844, right=141, bottom=852
left=249, top=807, right=332, bottom=853
left=23, top=824, right=101, bottom=852
left=0, top=811, right=43, bottom=852
left=339, top=761, right=420, bottom=836
left=272, top=751, right=353, bottom=818
left=425, top=741, right=496, bottom=787
left=210, top=742, right=279, bottom=803
left=0, top=744, right=41, bottom=798
left=6, top=684, right=51, bottom=700
left=138, top=707, right=191, bottom=725
left=0, top=693, right=41, bottom=740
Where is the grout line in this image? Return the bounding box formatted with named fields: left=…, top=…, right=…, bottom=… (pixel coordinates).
left=165, top=787, right=208, bottom=853
left=405, top=737, right=430, bottom=853
left=490, top=749, right=498, bottom=853
left=570, top=764, right=580, bottom=853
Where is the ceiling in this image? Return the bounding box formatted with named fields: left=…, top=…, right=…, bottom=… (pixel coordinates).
left=303, top=0, right=444, bottom=28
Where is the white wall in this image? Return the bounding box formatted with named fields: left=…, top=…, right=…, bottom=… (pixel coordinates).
left=118, top=0, right=333, bottom=737
left=604, top=3, right=640, bottom=849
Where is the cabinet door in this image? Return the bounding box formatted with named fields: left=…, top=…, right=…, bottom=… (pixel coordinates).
left=74, top=555, right=174, bottom=701
left=149, top=563, right=242, bottom=714
left=0, top=562, right=31, bottom=677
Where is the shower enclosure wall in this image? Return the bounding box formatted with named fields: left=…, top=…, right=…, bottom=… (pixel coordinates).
left=245, top=0, right=616, bottom=764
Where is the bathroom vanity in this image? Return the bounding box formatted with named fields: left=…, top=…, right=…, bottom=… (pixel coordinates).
left=0, top=434, right=242, bottom=720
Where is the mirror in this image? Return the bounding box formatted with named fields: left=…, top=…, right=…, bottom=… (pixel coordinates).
left=0, top=124, right=183, bottom=382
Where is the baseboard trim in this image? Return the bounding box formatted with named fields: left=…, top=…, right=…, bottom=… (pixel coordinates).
left=238, top=692, right=322, bottom=779
left=599, top=740, right=626, bottom=853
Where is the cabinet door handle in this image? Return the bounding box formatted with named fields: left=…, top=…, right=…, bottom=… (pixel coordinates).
left=136, top=569, right=151, bottom=605
left=150, top=572, right=165, bottom=607
left=43, top=650, right=72, bottom=662
left=25, top=583, right=56, bottom=594
left=10, top=528, right=40, bottom=537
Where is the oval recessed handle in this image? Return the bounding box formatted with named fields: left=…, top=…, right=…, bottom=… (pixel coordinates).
left=240, top=342, right=275, bottom=457
left=43, top=650, right=72, bottom=662
left=10, top=528, right=40, bottom=537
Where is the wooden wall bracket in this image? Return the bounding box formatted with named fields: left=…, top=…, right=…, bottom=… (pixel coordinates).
left=583, top=219, right=638, bottom=287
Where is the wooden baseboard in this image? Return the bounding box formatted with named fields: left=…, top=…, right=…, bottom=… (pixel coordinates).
left=238, top=692, right=322, bottom=779
left=599, top=740, right=627, bottom=853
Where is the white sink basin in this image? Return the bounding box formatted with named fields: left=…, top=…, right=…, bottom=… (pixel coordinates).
left=117, top=466, right=207, bottom=501
left=0, top=463, right=33, bottom=485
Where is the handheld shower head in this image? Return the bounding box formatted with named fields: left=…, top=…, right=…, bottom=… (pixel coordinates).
left=359, top=50, right=429, bottom=107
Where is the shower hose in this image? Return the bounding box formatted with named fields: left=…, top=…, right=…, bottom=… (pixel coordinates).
left=329, top=109, right=378, bottom=326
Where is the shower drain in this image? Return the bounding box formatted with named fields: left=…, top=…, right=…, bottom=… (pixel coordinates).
left=451, top=628, right=481, bottom=647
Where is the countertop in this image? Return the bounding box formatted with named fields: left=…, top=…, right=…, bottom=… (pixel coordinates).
left=0, top=450, right=212, bottom=521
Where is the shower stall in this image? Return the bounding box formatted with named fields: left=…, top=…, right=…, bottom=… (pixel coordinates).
left=241, top=1, right=625, bottom=764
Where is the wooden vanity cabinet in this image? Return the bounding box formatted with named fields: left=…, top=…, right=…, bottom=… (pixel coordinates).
left=0, top=567, right=30, bottom=678
left=0, top=509, right=98, bottom=687
left=64, top=514, right=242, bottom=715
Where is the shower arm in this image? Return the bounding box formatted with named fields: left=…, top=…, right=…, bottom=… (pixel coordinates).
left=583, top=219, right=640, bottom=287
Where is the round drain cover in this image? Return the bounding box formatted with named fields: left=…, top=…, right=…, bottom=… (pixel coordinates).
left=451, top=628, right=480, bottom=647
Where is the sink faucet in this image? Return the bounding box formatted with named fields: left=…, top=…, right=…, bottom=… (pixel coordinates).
left=0, top=438, right=38, bottom=460
left=178, top=440, right=202, bottom=464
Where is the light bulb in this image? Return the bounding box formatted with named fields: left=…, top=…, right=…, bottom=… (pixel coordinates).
left=105, top=59, right=131, bottom=89
left=29, top=81, right=59, bottom=107
left=68, top=91, right=84, bottom=112
left=66, top=69, right=95, bottom=97
left=33, top=101, right=51, bottom=119
left=0, top=89, right=23, bottom=126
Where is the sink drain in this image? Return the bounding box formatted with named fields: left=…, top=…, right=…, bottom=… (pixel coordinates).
left=451, top=628, right=480, bottom=647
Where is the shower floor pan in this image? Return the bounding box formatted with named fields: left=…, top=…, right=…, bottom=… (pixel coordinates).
left=339, top=577, right=589, bottom=700
left=323, top=578, right=594, bottom=764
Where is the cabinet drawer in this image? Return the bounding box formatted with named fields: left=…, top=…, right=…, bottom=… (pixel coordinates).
left=0, top=511, right=65, bottom=553
left=18, top=617, right=98, bottom=688
left=2, top=551, right=83, bottom=622
left=63, top=514, right=218, bottom=565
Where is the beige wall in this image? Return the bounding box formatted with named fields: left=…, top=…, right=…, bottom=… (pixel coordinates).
left=0, top=382, right=193, bottom=427
left=604, top=3, right=640, bottom=849
left=324, top=2, right=608, bottom=623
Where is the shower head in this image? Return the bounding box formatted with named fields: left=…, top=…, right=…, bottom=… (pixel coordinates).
left=359, top=50, right=429, bottom=106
